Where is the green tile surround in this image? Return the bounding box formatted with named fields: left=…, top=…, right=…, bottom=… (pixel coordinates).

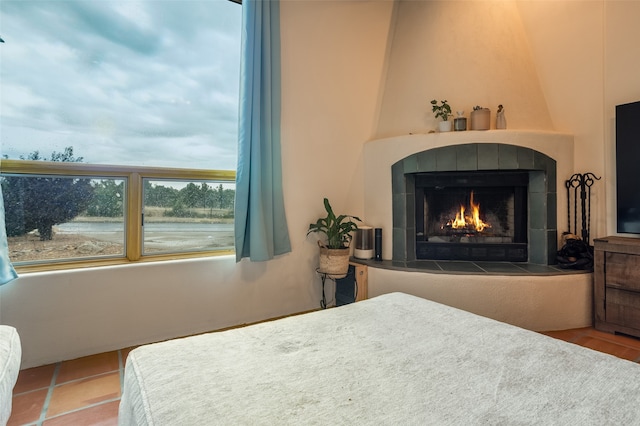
left=392, top=143, right=557, bottom=265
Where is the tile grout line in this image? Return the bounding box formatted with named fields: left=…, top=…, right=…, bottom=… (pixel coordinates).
left=12, top=386, right=51, bottom=398
left=119, top=349, right=125, bottom=395
left=24, top=353, right=123, bottom=425
left=55, top=369, right=119, bottom=387
left=37, top=362, right=61, bottom=425
left=36, top=397, right=122, bottom=423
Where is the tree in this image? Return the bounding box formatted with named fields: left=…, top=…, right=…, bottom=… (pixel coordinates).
left=219, top=185, right=235, bottom=210
left=144, top=182, right=179, bottom=208
left=86, top=180, right=124, bottom=217
left=180, top=183, right=201, bottom=209
left=2, top=147, right=94, bottom=240
left=200, top=182, right=210, bottom=210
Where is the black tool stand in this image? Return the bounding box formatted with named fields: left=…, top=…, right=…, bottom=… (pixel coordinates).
left=317, top=265, right=357, bottom=309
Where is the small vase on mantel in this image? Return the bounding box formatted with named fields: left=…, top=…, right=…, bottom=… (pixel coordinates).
left=470, top=107, right=491, bottom=130
left=496, top=104, right=507, bottom=129
left=438, top=120, right=452, bottom=132
left=454, top=111, right=467, bottom=131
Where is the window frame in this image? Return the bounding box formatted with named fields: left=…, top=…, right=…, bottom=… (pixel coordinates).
left=1, top=159, right=236, bottom=273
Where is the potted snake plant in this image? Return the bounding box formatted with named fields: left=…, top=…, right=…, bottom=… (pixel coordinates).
left=307, top=198, right=361, bottom=278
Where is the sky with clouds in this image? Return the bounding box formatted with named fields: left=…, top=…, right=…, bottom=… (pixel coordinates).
left=0, top=0, right=241, bottom=170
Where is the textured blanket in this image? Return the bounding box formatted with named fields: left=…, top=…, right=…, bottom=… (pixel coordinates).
left=119, top=292, right=640, bottom=425
left=0, top=325, right=21, bottom=426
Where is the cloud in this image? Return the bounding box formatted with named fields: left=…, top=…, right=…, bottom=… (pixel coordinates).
left=0, top=0, right=241, bottom=170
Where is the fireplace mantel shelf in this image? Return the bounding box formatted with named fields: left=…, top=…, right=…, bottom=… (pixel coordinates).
left=369, top=129, right=572, bottom=145
left=365, top=130, right=574, bottom=172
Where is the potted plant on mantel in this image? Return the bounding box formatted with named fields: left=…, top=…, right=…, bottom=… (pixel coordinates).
left=307, top=198, right=361, bottom=278
left=430, top=99, right=453, bottom=132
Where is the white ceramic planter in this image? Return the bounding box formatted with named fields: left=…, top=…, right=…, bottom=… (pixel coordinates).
left=438, top=121, right=452, bottom=132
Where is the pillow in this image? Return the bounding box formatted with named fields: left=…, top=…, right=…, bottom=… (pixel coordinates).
left=0, top=325, right=21, bottom=426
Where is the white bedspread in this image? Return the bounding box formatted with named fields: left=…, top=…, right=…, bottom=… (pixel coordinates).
left=119, top=292, right=640, bottom=425
left=0, top=325, right=21, bottom=426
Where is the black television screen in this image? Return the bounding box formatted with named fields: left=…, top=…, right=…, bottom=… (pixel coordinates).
left=616, top=100, right=640, bottom=234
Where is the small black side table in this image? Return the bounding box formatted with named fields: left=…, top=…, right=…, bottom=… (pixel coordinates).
left=317, top=265, right=357, bottom=309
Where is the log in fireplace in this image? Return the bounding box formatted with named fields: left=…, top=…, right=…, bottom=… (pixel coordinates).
left=415, top=171, right=529, bottom=262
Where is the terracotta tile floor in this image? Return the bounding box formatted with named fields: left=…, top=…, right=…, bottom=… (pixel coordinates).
left=8, top=347, right=135, bottom=426
left=8, top=328, right=640, bottom=425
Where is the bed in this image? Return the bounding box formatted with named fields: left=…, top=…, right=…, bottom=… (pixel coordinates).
left=119, top=292, right=640, bottom=425
left=0, top=325, right=21, bottom=426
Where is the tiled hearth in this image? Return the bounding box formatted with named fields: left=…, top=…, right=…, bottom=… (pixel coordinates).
left=355, top=258, right=582, bottom=275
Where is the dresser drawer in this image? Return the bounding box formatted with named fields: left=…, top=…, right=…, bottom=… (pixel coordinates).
left=605, top=287, right=640, bottom=329
left=605, top=252, right=640, bottom=291
left=594, top=237, right=640, bottom=336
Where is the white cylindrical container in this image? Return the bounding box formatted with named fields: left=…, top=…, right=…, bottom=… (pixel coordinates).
left=353, top=226, right=374, bottom=260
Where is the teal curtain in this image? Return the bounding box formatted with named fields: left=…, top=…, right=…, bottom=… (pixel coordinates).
left=0, top=163, right=18, bottom=285
left=234, top=0, right=291, bottom=262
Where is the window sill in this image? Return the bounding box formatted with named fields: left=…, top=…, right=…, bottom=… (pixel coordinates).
left=13, top=249, right=235, bottom=274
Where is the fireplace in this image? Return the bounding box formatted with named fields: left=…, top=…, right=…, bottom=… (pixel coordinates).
left=415, top=171, right=528, bottom=262
left=391, top=143, right=558, bottom=265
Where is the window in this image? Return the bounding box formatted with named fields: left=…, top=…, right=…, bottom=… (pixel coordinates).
left=3, top=171, right=127, bottom=264
left=142, top=179, right=235, bottom=255
left=0, top=1, right=241, bottom=271
left=1, top=160, right=235, bottom=271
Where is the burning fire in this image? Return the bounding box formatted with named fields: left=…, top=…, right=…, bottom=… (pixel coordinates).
left=445, top=191, right=491, bottom=232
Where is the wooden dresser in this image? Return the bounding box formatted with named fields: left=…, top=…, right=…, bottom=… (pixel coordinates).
left=594, top=236, right=640, bottom=338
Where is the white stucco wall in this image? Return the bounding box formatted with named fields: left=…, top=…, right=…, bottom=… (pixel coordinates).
left=376, top=0, right=554, bottom=138
left=368, top=267, right=593, bottom=332
left=1, top=256, right=310, bottom=368
left=2, top=0, right=640, bottom=369
left=0, top=0, right=395, bottom=369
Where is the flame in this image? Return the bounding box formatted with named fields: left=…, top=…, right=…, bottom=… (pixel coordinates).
left=447, top=191, right=491, bottom=232
left=451, top=206, right=467, bottom=228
